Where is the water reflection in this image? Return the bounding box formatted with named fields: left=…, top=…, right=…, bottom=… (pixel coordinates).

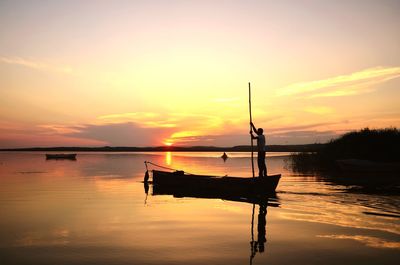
left=148, top=182, right=275, bottom=264
left=0, top=152, right=399, bottom=265
left=145, top=164, right=286, bottom=264
left=317, top=234, right=400, bottom=249
left=250, top=203, right=268, bottom=265
left=165, top=152, right=172, bottom=165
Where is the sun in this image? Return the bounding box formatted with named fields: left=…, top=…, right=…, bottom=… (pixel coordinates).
left=164, top=141, right=173, bottom=146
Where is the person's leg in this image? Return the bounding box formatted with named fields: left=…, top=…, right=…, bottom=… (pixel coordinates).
left=263, top=161, right=267, bottom=176
left=257, top=153, right=263, bottom=177
left=260, top=151, right=267, bottom=176
left=263, top=152, right=267, bottom=176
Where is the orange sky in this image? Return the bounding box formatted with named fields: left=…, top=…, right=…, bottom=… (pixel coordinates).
left=0, top=0, right=399, bottom=148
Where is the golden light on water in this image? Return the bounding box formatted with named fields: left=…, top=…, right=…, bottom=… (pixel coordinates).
left=165, top=152, right=172, bottom=165
left=1, top=152, right=399, bottom=264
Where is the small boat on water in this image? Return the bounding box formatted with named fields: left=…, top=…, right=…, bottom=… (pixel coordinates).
left=45, top=153, right=77, bottom=160
left=151, top=170, right=281, bottom=197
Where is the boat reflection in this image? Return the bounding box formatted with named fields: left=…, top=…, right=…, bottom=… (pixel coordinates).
left=145, top=175, right=279, bottom=264
left=151, top=179, right=279, bottom=205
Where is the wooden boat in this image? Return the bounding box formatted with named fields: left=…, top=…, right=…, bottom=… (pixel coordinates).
left=151, top=170, right=281, bottom=197
left=45, top=153, right=77, bottom=160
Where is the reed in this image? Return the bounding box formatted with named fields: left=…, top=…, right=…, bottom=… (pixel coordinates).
left=289, top=127, right=400, bottom=172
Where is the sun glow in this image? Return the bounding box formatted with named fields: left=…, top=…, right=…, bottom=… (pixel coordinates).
left=0, top=1, right=399, bottom=148
left=164, top=141, right=173, bottom=146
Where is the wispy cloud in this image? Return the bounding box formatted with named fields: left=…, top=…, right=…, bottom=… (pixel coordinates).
left=97, top=111, right=231, bottom=131
left=98, top=112, right=160, bottom=120
left=276, top=67, right=400, bottom=97
left=97, top=112, right=177, bottom=128
left=304, top=106, right=334, bottom=115
left=37, top=124, right=84, bottom=134
left=267, top=122, right=336, bottom=133
left=0, top=56, right=72, bottom=73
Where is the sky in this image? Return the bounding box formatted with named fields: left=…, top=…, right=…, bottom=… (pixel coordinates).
left=0, top=0, right=399, bottom=148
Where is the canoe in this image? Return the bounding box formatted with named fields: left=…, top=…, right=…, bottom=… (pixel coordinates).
left=151, top=170, right=281, bottom=197
left=45, top=153, right=77, bottom=160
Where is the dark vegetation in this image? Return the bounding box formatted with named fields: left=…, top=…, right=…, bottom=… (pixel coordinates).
left=290, top=128, right=400, bottom=172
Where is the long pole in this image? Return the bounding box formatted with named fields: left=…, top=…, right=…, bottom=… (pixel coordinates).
left=249, top=83, right=256, bottom=264
left=249, top=82, right=255, bottom=178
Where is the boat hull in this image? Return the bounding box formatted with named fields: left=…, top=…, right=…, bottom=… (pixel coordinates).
left=45, top=154, right=77, bottom=160
left=152, top=170, right=281, bottom=197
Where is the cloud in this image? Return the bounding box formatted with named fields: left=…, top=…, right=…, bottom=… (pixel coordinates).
left=37, top=124, right=84, bottom=134
left=97, top=111, right=231, bottom=133
left=0, top=131, right=106, bottom=148
left=162, top=129, right=340, bottom=146
left=66, top=122, right=175, bottom=146
left=276, top=66, right=400, bottom=97
left=267, top=130, right=339, bottom=144
left=304, top=106, right=334, bottom=115
left=97, top=112, right=177, bottom=128
left=166, top=134, right=249, bottom=146
left=98, top=112, right=160, bottom=120
left=267, top=122, right=336, bottom=133
left=0, top=122, right=107, bottom=148
left=0, top=119, right=344, bottom=147
left=0, top=56, right=72, bottom=73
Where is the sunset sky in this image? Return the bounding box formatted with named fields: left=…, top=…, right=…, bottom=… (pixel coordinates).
left=1, top=0, right=399, bottom=148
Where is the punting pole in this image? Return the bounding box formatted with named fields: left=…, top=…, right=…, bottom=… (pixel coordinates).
left=249, top=82, right=255, bottom=178
left=249, top=82, right=256, bottom=263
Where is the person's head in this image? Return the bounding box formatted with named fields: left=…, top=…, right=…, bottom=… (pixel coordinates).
left=257, top=128, right=263, bottom=135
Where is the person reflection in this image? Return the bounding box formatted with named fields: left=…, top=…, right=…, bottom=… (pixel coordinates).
left=250, top=202, right=268, bottom=257
left=257, top=203, right=267, bottom=252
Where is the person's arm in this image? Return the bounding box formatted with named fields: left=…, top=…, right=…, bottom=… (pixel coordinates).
left=250, top=122, right=257, bottom=133
left=250, top=130, right=258, bottom=140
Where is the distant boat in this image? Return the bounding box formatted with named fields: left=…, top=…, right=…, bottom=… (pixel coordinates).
left=221, top=152, right=228, bottom=161
left=45, top=154, right=77, bottom=160
left=336, top=159, right=400, bottom=173
left=151, top=170, right=281, bottom=197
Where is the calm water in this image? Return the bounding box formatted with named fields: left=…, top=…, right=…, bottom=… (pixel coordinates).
left=0, top=152, right=399, bottom=265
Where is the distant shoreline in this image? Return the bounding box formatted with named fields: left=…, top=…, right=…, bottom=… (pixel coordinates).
left=0, top=144, right=323, bottom=153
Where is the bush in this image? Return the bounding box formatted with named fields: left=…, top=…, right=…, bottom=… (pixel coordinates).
left=289, top=128, right=400, bottom=171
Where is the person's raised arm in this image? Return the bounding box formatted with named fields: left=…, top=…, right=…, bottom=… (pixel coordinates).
left=250, top=122, right=257, bottom=133
left=250, top=130, right=258, bottom=140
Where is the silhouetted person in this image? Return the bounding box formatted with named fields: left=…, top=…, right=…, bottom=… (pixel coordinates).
left=250, top=122, right=267, bottom=177
left=221, top=152, right=228, bottom=162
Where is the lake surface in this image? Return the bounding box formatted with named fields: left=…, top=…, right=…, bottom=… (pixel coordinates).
left=0, top=152, right=399, bottom=265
